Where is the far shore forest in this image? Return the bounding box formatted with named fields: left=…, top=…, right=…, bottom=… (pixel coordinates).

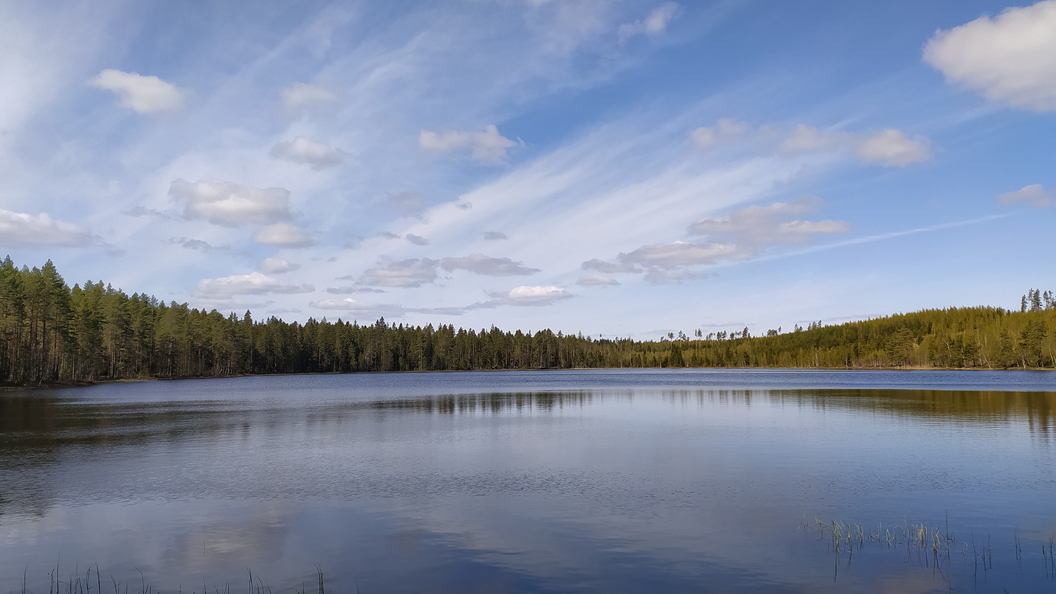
left=1, top=257, right=1054, bottom=385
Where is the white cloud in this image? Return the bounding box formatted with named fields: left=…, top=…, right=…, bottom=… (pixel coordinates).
left=280, top=82, right=338, bottom=110
left=195, top=272, right=314, bottom=297
left=688, top=198, right=851, bottom=245
left=923, top=0, right=1056, bottom=112
left=498, top=285, right=573, bottom=306
left=577, top=274, right=619, bottom=287
left=998, top=184, right=1053, bottom=206
left=618, top=3, right=681, bottom=42
left=481, top=231, right=508, bottom=241
left=359, top=258, right=438, bottom=288
left=253, top=223, right=314, bottom=248
left=690, top=119, right=746, bottom=150
left=405, top=233, right=429, bottom=245
left=257, top=257, right=301, bottom=273
left=311, top=297, right=380, bottom=311
left=779, top=125, right=931, bottom=166
left=441, top=254, right=540, bottom=276
left=854, top=129, right=932, bottom=167
left=169, top=179, right=292, bottom=227
left=270, top=137, right=345, bottom=170
left=88, top=69, right=185, bottom=113
left=419, top=125, right=519, bottom=164
left=0, top=209, right=98, bottom=247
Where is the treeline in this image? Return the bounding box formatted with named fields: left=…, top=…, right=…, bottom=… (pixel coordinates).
left=1, top=257, right=1055, bottom=384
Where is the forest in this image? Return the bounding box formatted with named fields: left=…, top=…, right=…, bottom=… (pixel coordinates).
left=1, top=257, right=1054, bottom=385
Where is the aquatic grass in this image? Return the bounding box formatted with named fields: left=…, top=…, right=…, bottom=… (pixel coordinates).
left=805, top=517, right=1056, bottom=587
left=13, top=565, right=329, bottom=594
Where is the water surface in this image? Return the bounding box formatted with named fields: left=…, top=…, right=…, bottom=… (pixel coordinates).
left=2, top=369, right=1055, bottom=593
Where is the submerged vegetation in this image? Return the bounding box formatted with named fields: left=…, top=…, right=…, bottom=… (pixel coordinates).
left=1, top=257, right=1055, bottom=384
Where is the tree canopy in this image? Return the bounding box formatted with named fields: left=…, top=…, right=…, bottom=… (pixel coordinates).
left=1, top=257, right=1054, bottom=385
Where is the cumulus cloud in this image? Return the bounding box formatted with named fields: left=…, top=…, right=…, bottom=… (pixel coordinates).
left=195, top=272, right=314, bottom=297
left=253, top=223, right=314, bottom=248
left=688, top=198, right=851, bottom=245
left=690, top=119, right=746, bottom=150
left=270, top=137, right=345, bottom=170
left=923, top=1, right=1056, bottom=112
left=855, top=129, right=933, bottom=167
left=779, top=125, right=931, bottom=166
left=440, top=254, right=540, bottom=276
left=481, top=231, right=508, bottom=241
left=88, top=69, right=185, bottom=113
left=358, top=258, right=438, bottom=288
left=169, top=179, right=291, bottom=227
left=577, top=274, right=619, bottom=287
left=405, top=233, right=429, bottom=246
left=619, top=2, right=680, bottom=42
left=419, top=125, right=519, bottom=164
left=257, top=257, right=300, bottom=273
left=998, top=184, right=1053, bottom=206
left=495, top=285, right=573, bottom=306
left=0, top=210, right=99, bottom=248
left=280, top=83, right=338, bottom=110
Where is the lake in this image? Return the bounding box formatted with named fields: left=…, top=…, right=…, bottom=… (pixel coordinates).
left=1, top=369, right=1055, bottom=593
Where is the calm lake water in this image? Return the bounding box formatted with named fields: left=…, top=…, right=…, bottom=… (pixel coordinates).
left=2, top=369, right=1055, bottom=593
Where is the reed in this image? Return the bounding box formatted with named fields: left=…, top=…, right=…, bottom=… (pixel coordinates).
left=14, top=565, right=328, bottom=594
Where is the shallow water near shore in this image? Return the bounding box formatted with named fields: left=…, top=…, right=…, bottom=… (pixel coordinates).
left=2, top=369, right=1055, bottom=593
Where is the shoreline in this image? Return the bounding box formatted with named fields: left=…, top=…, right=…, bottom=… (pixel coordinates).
left=3, top=364, right=1053, bottom=390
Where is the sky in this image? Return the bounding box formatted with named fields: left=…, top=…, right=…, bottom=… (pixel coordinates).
left=1, top=0, right=1054, bottom=340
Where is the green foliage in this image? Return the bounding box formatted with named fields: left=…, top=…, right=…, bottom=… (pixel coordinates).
left=0, top=257, right=1054, bottom=384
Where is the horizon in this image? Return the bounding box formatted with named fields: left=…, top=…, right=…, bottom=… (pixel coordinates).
left=1, top=1, right=1053, bottom=340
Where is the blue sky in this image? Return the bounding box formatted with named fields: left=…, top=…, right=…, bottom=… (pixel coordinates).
left=1, top=0, right=1054, bottom=339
